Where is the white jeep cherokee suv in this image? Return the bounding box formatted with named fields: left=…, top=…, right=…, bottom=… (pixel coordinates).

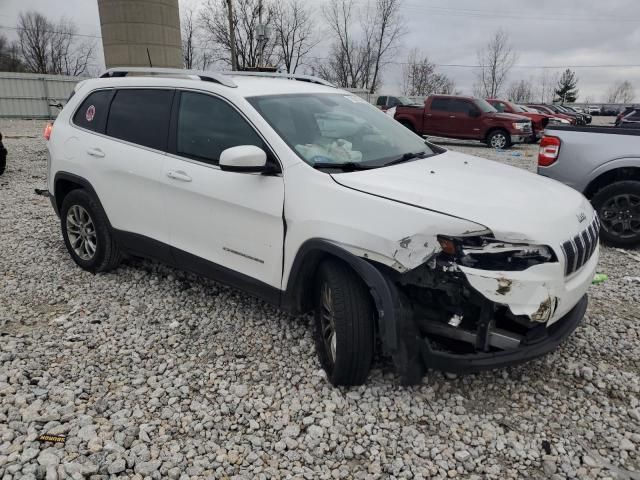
left=46, top=68, right=599, bottom=386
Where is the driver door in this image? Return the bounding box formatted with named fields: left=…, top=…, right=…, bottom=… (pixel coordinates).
left=162, top=90, right=285, bottom=292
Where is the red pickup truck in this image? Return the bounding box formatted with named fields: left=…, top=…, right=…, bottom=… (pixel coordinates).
left=394, top=95, right=533, bottom=149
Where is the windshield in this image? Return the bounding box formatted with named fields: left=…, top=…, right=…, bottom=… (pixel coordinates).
left=474, top=98, right=497, bottom=113
left=248, top=93, right=435, bottom=168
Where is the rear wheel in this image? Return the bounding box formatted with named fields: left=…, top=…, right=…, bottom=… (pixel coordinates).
left=0, top=142, right=6, bottom=175
left=313, top=260, right=375, bottom=386
left=486, top=129, right=511, bottom=149
left=592, top=181, right=640, bottom=248
left=60, top=189, right=122, bottom=272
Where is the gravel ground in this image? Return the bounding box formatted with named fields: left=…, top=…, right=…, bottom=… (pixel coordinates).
left=0, top=117, right=638, bottom=480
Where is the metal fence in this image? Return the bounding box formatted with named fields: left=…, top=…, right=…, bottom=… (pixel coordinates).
left=0, top=72, right=81, bottom=119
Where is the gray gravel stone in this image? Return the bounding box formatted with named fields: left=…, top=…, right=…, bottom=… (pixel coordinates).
left=0, top=118, right=637, bottom=480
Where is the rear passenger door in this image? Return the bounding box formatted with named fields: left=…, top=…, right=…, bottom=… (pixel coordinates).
left=73, top=88, right=173, bottom=252
left=163, top=90, right=285, bottom=291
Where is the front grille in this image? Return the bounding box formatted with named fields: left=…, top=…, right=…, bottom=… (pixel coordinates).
left=523, top=123, right=532, bottom=133
left=561, top=216, right=600, bottom=276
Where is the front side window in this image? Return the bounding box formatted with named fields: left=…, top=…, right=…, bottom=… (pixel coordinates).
left=176, top=91, right=265, bottom=165
left=248, top=93, right=436, bottom=168
left=449, top=99, right=474, bottom=115
left=73, top=90, right=113, bottom=133
left=106, top=89, right=173, bottom=151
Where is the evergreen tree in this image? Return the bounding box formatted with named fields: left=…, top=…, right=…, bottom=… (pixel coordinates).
left=554, top=69, right=579, bottom=104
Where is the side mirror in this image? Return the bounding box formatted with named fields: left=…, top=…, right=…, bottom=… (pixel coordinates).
left=469, top=109, right=481, bottom=118
left=219, top=145, right=267, bottom=173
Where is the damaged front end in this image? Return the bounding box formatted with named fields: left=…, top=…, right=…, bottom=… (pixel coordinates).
left=383, top=233, right=591, bottom=384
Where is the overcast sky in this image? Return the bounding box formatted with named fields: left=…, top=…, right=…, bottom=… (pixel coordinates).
left=2, top=0, right=640, bottom=101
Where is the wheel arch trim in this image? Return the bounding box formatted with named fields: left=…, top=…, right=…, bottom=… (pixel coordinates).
left=282, top=239, right=399, bottom=353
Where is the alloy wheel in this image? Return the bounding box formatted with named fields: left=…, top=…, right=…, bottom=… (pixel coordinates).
left=491, top=133, right=507, bottom=149
left=599, top=194, right=640, bottom=239
left=66, top=205, right=97, bottom=260
left=320, top=282, right=337, bottom=365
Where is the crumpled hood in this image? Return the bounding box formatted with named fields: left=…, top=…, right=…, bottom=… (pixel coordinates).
left=331, top=150, right=593, bottom=246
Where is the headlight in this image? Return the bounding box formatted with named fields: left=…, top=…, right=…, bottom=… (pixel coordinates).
left=512, top=122, right=526, bottom=130
left=437, top=235, right=556, bottom=271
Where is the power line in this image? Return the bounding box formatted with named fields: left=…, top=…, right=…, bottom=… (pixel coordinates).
left=0, top=24, right=102, bottom=39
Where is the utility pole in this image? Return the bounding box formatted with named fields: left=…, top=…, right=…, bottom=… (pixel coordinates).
left=226, top=0, right=238, bottom=70
left=257, top=0, right=264, bottom=68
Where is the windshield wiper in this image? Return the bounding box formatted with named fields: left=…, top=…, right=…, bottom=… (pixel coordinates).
left=312, top=162, right=374, bottom=171
left=383, top=151, right=430, bottom=167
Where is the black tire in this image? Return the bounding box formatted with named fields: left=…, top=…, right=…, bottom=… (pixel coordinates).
left=0, top=142, right=6, bottom=176
left=486, top=129, right=511, bottom=149
left=60, top=189, right=122, bottom=272
left=313, top=259, right=375, bottom=386
left=591, top=180, right=640, bottom=248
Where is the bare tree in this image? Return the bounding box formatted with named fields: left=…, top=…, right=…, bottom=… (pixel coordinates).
left=606, top=80, right=635, bottom=104
left=319, top=0, right=403, bottom=91
left=17, top=11, right=94, bottom=76
left=182, top=6, right=198, bottom=69
left=475, top=30, right=517, bottom=98
left=17, top=12, right=50, bottom=73
left=367, top=0, right=403, bottom=93
left=272, top=0, right=318, bottom=73
left=0, top=34, right=24, bottom=72
left=200, top=0, right=277, bottom=70
left=401, top=48, right=454, bottom=96
left=536, top=70, right=558, bottom=104
left=507, top=79, right=533, bottom=103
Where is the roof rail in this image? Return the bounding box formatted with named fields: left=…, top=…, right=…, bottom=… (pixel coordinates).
left=227, top=71, right=335, bottom=87
left=99, top=67, right=237, bottom=88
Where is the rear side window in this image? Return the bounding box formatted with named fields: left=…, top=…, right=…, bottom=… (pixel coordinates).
left=175, top=91, right=265, bottom=165
left=430, top=98, right=449, bottom=112
left=376, top=96, right=387, bottom=106
left=73, top=90, right=113, bottom=133
left=106, top=89, right=173, bottom=151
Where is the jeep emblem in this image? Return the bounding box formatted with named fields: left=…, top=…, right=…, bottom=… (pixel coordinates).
left=576, top=212, right=587, bottom=223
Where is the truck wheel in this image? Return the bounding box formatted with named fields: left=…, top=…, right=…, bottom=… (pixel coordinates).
left=487, top=130, right=511, bottom=149
left=592, top=181, right=640, bottom=248
left=60, top=189, right=122, bottom=272
left=313, top=259, right=375, bottom=386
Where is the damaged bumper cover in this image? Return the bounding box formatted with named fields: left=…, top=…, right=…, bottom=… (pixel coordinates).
left=419, top=295, right=587, bottom=373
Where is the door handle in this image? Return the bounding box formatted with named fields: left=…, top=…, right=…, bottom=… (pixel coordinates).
left=166, top=170, right=192, bottom=182
left=449, top=115, right=456, bottom=119
left=86, top=148, right=105, bottom=158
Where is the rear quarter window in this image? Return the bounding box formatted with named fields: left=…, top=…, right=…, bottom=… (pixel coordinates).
left=72, top=90, right=114, bottom=133
left=106, top=89, right=174, bottom=151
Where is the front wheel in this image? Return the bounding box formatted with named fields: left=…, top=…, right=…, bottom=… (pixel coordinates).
left=486, top=130, right=511, bottom=149
left=313, top=260, right=375, bottom=386
left=592, top=181, right=640, bottom=248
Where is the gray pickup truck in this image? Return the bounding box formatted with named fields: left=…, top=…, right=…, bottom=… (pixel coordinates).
left=538, top=125, right=640, bottom=248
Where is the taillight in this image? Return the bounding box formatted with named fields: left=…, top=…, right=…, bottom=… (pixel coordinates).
left=43, top=122, right=53, bottom=141
left=538, top=135, right=561, bottom=167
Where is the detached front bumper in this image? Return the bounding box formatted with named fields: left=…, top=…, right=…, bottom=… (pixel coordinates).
left=419, top=295, right=587, bottom=373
